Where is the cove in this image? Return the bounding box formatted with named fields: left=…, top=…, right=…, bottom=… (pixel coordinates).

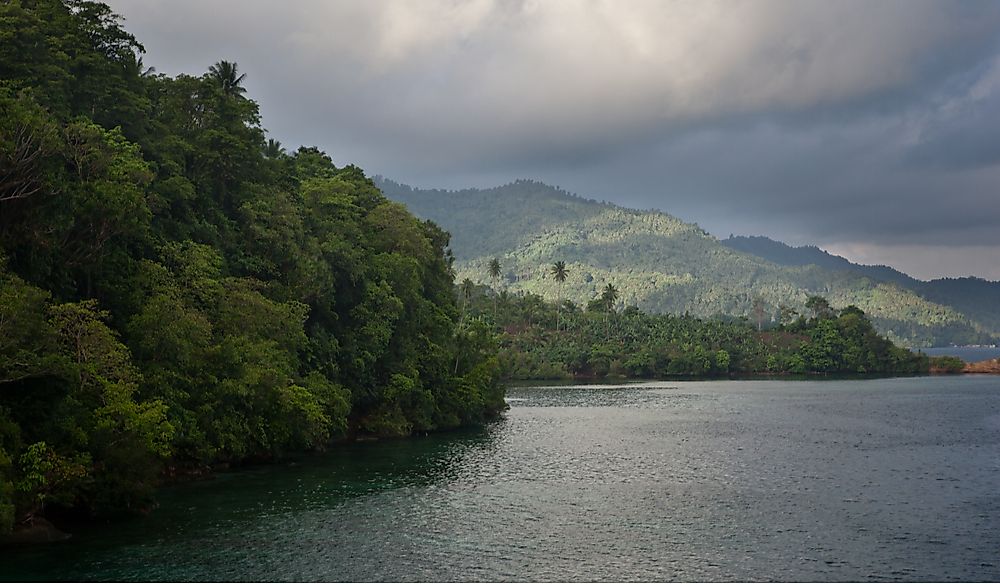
left=2, top=376, right=999, bottom=582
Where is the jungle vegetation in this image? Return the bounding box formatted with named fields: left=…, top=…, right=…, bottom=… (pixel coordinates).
left=0, top=0, right=502, bottom=534
left=457, top=275, right=939, bottom=380
left=375, top=178, right=997, bottom=348
left=723, top=235, right=1000, bottom=341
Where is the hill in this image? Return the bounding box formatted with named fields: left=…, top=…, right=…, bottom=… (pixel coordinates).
left=723, top=236, right=1000, bottom=339
left=375, top=178, right=997, bottom=347
left=0, top=1, right=501, bottom=536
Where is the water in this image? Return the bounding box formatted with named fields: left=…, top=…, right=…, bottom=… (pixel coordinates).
left=2, top=377, right=1000, bottom=582
left=922, top=346, right=1000, bottom=363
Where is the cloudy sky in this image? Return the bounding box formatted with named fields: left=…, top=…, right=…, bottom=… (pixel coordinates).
left=107, top=0, right=1000, bottom=280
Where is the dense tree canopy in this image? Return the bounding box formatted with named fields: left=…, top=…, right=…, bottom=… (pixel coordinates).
left=375, top=178, right=995, bottom=348
left=455, top=282, right=933, bottom=380
left=0, top=0, right=502, bottom=534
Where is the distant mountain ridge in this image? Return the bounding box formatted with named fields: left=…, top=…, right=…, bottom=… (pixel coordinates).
left=721, top=236, right=918, bottom=288
left=722, top=235, right=1000, bottom=338
left=375, top=177, right=998, bottom=347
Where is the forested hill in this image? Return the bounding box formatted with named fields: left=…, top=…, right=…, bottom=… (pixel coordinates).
left=375, top=178, right=998, bottom=347
left=0, top=1, right=502, bottom=535
left=722, top=236, right=1000, bottom=339
left=721, top=236, right=918, bottom=288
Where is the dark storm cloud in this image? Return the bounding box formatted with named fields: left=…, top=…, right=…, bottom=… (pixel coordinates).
left=106, top=0, right=1000, bottom=279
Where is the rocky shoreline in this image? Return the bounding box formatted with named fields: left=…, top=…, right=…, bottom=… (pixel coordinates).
left=964, top=359, right=1000, bottom=374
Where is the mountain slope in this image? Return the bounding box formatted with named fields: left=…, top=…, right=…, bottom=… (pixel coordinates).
left=721, top=236, right=919, bottom=288
left=375, top=178, right=996, bottom=346
left=723, top=235, right=1000, bottom=339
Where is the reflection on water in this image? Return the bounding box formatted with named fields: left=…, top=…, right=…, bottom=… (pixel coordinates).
left=2, top=377, right=1000, bottom=581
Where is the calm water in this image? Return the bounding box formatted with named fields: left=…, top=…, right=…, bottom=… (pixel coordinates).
left=922, top=346, right=1000, bottom=362
left=2, top=377, right=1000, bottom=582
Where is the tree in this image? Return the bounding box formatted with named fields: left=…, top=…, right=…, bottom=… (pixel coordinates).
left=488, top=258, right=502, bottom=322
left=550, top=261, right=568, bottom=331
left=459, top=278, right=475, bottom=327
left=752, top=297, right=766, bottom=331
left=805, top=295, right=833, bottom=320
left=778, top=305, right=798, bottom=327
left=0, top=92, right=60, bottom=204
left=601, top=282, right=619, bottom=311
left=207, top=60, right=247, bottom=98
left=263, top=138, right=285, bottom=159
left=601, top=282, right=619, bottom=339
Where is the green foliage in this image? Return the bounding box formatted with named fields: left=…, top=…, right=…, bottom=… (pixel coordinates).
left=461, top=286, right=927, bottom=379
left=15, top=442, right=89, bottom=515
left=725, top=235, right=1000, bottom=342
left=377, top=178, right=994, bottom=347
left=0, top=0, right=503, bottom=533
left=929, top=355, right=965, bottom=373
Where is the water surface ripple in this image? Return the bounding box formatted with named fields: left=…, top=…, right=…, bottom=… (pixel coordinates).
left=2, top=377, right=999, bottom=581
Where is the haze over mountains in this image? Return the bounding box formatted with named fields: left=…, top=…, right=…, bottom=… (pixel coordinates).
left=375, top=178, right=999, bottom=348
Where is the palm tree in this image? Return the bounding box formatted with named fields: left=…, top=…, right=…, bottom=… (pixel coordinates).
left=136, top=57, right=156, bottom=78
left=488, top=258, right=502, bottom=323
left=752, top=296, right=766, bottom=331
left=601, top=282, right=619, bottom=311
left=455, top=279, right=481, bottom=373
left=208, top=60, right=247, bottom=97
left=550, top=261, right=568, bottom=331
left=601, top=283, right=619, bottom=340
left=264, top=138, right=285, bottom=159
left=459, top=278, right=475, bottom=327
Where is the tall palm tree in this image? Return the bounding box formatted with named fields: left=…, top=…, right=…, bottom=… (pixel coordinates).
left=264, top=138, right=285, bottom=159
left=752, top=297, right=766, bottom=331
left=550, top=261, right=568, bottom=332
left=208, top=60, right=247, bottom=97
left=601, top=283, right=619, bottom=339
left=601, top=282, right=619, bottom=311
left=459, top=278, right=475, bottom=327
left=136, top=57, right=156, bottom=78
left=488, top=258, right=502, bottom=323
left=455, top=279, right=476, bottom=373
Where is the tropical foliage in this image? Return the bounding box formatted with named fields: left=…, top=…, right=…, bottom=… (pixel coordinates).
left=456, top=284, right=930, bottom=380
left=376, top=178, right=995, bottom=347
left=0, top=0, right=502, bottom=534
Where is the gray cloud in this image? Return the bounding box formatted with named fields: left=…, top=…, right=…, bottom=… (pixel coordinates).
left=108, top=0, right=1000, bottom=279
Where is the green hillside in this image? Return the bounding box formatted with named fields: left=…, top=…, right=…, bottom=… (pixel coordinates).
left=0, top=1, right=502, bottom=534
left=723, top=235, right=1000, bottom=339
left=376, top=178, right=996, bottom=347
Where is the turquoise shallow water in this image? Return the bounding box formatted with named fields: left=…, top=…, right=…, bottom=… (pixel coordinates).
left=2, top=376, right=999, bottom=582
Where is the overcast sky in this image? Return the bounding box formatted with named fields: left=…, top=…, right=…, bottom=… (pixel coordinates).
left=107, top=0, right=1000, bottom=280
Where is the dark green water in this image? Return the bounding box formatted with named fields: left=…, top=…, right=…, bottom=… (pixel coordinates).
left=2, top=376, right=999, bottom=582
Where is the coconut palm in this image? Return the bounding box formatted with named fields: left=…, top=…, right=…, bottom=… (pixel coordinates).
left=136, top=57, right=156, bottom=78
left=208, top=60, right=247, bottom=97
left=550, top=261, right=568, bottom=331
left=459, top=278, right=475, bottom=327
left=601, top=282, right=619, bottom=339
left=264, top=138, right=285, bottom=159
left=455, top=279, right=478, bottom=373
left=601, top=282, right=619, bottom=311
left=488, top=258, right=502, bottom=322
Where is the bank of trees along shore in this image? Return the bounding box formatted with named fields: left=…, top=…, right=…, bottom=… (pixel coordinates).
left=477, top=260, right=937, bottom=380
left=0, top=1, right=502, bottom=535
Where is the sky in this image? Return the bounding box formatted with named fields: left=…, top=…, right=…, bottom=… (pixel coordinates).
left=106, top=0, right=1000, bottom=280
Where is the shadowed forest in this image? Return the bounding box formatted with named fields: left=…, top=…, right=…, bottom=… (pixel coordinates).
left=0, top=0, right=502, bottom=535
